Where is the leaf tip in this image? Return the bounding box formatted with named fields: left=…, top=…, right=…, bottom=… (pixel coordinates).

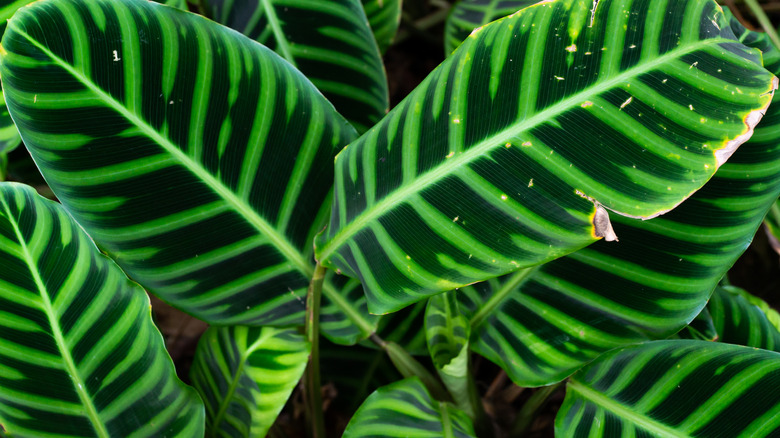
left=593, top=205, right=618, bottom=242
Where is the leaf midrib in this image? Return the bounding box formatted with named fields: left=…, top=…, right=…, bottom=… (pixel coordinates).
left=10, top=24, right=376, bottom=335
left=1, top=194, right=110, bottom=438
left=566, top=379, right=687, bottom=438
left=317, top=38, right=736, bottom=261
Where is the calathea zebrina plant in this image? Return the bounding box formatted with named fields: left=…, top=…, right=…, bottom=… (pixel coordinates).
left=0, top=0, right=779, bottom=436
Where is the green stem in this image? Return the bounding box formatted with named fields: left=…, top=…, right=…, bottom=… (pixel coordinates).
left=744, top=0, right=780, bottom=50
left=305, top=263, right=327, bottom=438
left=370, top=334, right=451, bottom=402
left=511, top=382, right=564, bottom=436
left=469, top=267, right=537, bottom=329
left=394, top=6, right=452, bottom=45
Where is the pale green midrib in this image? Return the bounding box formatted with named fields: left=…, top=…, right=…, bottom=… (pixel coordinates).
left=1, top=198, right=110, bottom=438
left=317, top=37, right=747, bottom=261
left=439, top=401, right=455, bottom=438
left=260, top=0, right=296, bottom=65
left=566, top=380, right=688, bottom=438
left=469, top=267, right=536, bottom=329
left=11, top=25, right=375, bottom=334
left=209, top=339, right=258, bottom=437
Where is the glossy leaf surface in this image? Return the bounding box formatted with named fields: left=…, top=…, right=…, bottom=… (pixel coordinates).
left=0, top=183, right=203, bottom=437
left=709, top=286, right=780, bottom=351
left=0, top=0, right=36, bottom=154
left=204, top=0, right=389, bottom=132
left=361, top=0, right=402, bottom=54
left=451, top=7, right=780, bottom=386
left=342, top=377, right=476, bottom=438
left=1, top=0, right=376, bottom=338
left=190, top=326, right=309, bottom=438
left=444, top=0, right=536, bottom=54
left=557, top=340, right=780, bottom=437
left=317, top=0, right=776, bottom=314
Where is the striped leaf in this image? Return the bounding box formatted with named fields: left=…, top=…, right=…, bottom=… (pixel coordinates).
left=320, top=271, right=380, bottom=345
left=447, top=4, right=780, bottom=387
left=361, top=0, right=402, bottom=54
left=203, top=0, right=389, bottom=132
left=372, top=300, right=428, bottom=355
left=709, top=286, right=780, bottom=351
left=0, top=182, right=203, bottom=437
left=342, top=377, right=477, bottom=438
left=557, top=340, right=780, bottom=437
left=190, top=326, right=309, bottom=438
left=0, top=0, right=38, bottom=154
left=315, top=0, right=777, bottom=314
left=425, top=291, right=474, bottom=417
left=765, top=199, right=780, bottom=254
left=444, top=0, right=537, bottom=54
left=0, top=0, right=377, bottom=339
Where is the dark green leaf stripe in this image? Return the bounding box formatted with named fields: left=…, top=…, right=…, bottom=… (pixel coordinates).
left=678, top=307, right=718, bottom=341
left=709, top=286, right=780, bottom=352
left=0, top=183, right=203, bottom=437
left=457, top=11, right=780, bottom=385
left=0, top=0, right=377, bottom=337
left=444, top=0, right=537, bottom=54
left=204, top=0, right=389, bottom=132
left=320, top=270, right=380, bottom=345
left=190, top=326, right=309, bottom=438
left=317, top=0, right=777, bottom=314
left=342, top=377, right=477, bottom=438
left=557, top=340, right=780, bottom=437
left=361, top=0, right=402, bottom=54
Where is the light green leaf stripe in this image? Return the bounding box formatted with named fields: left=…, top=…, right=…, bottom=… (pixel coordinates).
left=0, top=0, right=377, bottom=339
left=444, top=0, right=537, bottom=54
left=453, top=4, right=780, bottom=387
left=361, top=0, right=402, bottom=54
left=204, top=0, right=389, bottom=132
left=0, top=0, right=36, bottom=154
left=0, top=182, right=203, bottom=437
left=190, top=326, right=309, bottom=438
left=557, top=340, right=780, bottom=437
left=709, top=286, right=780, bottom=351
left=317, top=0, right=777, bottom=314
left=343, top=377, right=477, bottom=438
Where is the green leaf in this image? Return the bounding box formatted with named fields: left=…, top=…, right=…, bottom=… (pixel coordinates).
left=0, top=182, right=203, bottom=437
left=203, top=0, right=389, bottom=132
left=444, top=0, right=537, bottom=54
left=361, top=0, right=402, bottom=54
left=678, top=307, right=718, bottom=341
left=709, top=286, right=780, bottom=351
left=556, top=340, right=780, bottom=437
left=190, top=326, right=309, bottom=438
left=342, top=377, right=477, bottom=438
left=0, top=0, right=377, bottom=339
left=425, top=291, right=474, bottom=417
left=316, top=0, right=777, bottom=314
left=320, top=270, right=380, bottom=345
left=765, top=199, right=780, bottom=254
left=0, top=0, right=37, bottom=154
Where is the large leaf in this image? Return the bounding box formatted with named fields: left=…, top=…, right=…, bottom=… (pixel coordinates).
left=0, top=182, right=203, bottom=437
left=556, top=340, right=780, bottom=437
left=0, top=0, right=377, bottom=339
left=453, top=6, right=780, bottom=387
left=190, top=326, right=309, bottom=438
left=342, top=377, right=477, bottom=438
left=444, top=0, right=537, bottom=54
left=361, top=0, right=402, bottom=54
left=316, top=0, right=777, bottom=314
left=203, top=0, right=389, bottom=132
left=709, top=286, right=780, bottom=351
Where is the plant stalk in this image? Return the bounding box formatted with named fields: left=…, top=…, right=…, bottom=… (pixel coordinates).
left=370, top=334, right=451, bottom=402
left=305, top=262, right=327, bottom=438
left=511, top=382, right=564, bottom=436
left=744, top=0, right=780, bottom=50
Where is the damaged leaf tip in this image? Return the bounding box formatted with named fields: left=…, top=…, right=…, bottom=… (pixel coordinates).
left=593, top=205, right=618, bottom=242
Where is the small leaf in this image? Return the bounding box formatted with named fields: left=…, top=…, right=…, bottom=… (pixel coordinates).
left=444, top=0, right=538, bottom=54
left=343, top=377, right=477, bottom=438
left=557, top=340, right=780, bottom=437
left=361, top=0, right=402, bottom=54
left=191, top=326, right=310, bottom=438
left=709, top=286, right=780, bottom=351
